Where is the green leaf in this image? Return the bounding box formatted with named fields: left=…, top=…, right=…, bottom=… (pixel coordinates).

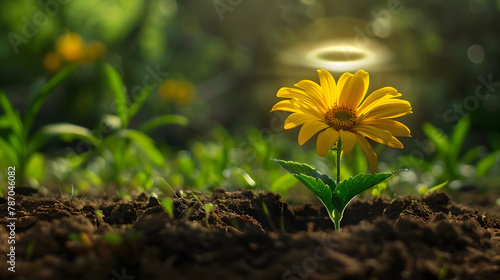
left=271, top=158, right=336, bottom=189
left=161, top=197, right=175, bottom=218
left=104, top=64, right=129, bottom=128
left=428, top=180, right=449, bottom=194
left=128, top=87, right=151, bottom=119
left=0, top=92, right=24, bottom=139
left=331, top=170, right=402, bottom=213
left=449, top=117, right=470, bottom=165
left=272, top=159, right=336, bottom=218
left=476, top=151, right=499, bottom=176
left=24, top=65, right=77, bottom=132
left=28, top=123, right=100, bottom=154
left=422, top=122, right=449, bottom=156
left=25, top=153, right=45, bottom=182
left=118, top=129, right=165, bottom=166
left=0, top=137, right=18, bottom=165
left=177, top=150, right=195, bottom=175
left=138, top=114, right=189, bottom=133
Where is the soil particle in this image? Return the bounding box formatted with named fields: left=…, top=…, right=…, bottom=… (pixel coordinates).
left=0, top=190, right=499, bottom=279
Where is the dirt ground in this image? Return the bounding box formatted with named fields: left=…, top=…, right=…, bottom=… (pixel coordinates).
left=1, top=188, right=499, bottom=280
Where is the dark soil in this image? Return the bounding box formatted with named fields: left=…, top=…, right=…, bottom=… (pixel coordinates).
left=1, top=189, right=499, bottom=280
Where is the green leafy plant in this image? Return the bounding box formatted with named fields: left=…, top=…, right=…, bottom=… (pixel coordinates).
left=273, top=159, right=401, bottom=230
left=0, top=66, right=91, bottom=185
left=60, top=64, right=189, bottom=189
left=399, top=116, right=499, bottom=188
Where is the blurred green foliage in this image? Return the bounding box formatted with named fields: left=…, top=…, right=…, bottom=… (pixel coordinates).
left=0, top=0, right=498, bottom=200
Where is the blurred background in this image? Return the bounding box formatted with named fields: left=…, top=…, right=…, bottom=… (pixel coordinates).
left=0, top=0, right=499, bottom=201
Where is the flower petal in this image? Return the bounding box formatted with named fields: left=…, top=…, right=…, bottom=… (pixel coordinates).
left=359, top=119, right=411, bottom=137
left=295, top=80, right=324, bottom=103
left=335, top=72, right=352, bottom=105
left=277, top=87, right=327, bottom=114
left=356, top=134, right=378, bottom=174
left=360, top=99, right=412, bottom=120
left=284, top=113, right=315, bottom=129
left=298, top=120, right=329, bottom=145
left=353, top=125, right=404, bottom=149
left=317, top=69, right=336, bottom=108
left=339, top=130, right=357, bottom=156
left=316, top=128, right=340, bottom=157
left=271, top=99, right=325, bottom=121
left=338, top=70, right=368, bottom=109
left=270, top=100, right=298, bottom=113
left=357, top=87, right=400, bottom=115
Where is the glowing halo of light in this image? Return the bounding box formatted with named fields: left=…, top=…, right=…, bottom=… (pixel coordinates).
left=279, top=40, right=392, bottom=72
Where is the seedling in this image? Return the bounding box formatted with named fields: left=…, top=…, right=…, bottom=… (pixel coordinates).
left=161, top=197, right=175, bottom=218
left=103, top=233, right=122, bottom=246
left=95, top=209, right=105, bottom=224
left=271, top=69, right=411, bottom=230
left=261, top=201, right=278, bottom=232
left=204, top=203, right=213, bottom=223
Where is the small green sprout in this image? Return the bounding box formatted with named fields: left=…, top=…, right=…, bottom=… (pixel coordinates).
left=95, top=209, right=105, bottom=224
left=418, top=181, right=449, bottom=195
left=161, top=197, right=175, bottom=218
left=261, top=201, right=278, bottom=232
left=204, top=203, right=213, bottom=223
left=103, top=233, right=122, bottom=245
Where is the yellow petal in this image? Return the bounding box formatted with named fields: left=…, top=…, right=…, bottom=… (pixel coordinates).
left=316, top=128, right=340, bottom=157
left=338, top=70, right=368, bottom=109
left=290, top=99, right=326, bottom=120
left=271, top=100, right=299, bottom=113
left=339, top=130, right=357, bottom=156
left=271, top=99, right=325, bottom=121
left=317, top=69, right=336, bottom=108
left=356, top=134, right=378, bottom=174
left=359, top=119, right=411, bottom=137
left=284, top=113, right=315, bottom=129
left=298, top=120, right=329, bottom=145
left=357, top=87, right=400, bottom=115
left=295, top=80, right=324, bottom=104
left=360, top=99, right=412, bottom=120
left=335, top=72, right=352, bottom=105
left=277, top=87, right=327, bottom=114
left=353, top=125, right=404, bottom=149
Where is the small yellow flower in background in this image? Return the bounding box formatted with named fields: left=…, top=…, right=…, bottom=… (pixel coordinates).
left=56, top=33, right=86, bottom=63
left=160, top=79, right=196, bottom=106
left=44, top=32, right=106, bottom=72
left=271, top=69, right=412, bottom=174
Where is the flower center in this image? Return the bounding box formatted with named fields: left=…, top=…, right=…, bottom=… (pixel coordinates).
left=325, top=105, right=357, bottom=130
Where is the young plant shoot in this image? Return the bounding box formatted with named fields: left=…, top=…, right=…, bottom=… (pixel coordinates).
left=271, top=69, right=412, bottom=230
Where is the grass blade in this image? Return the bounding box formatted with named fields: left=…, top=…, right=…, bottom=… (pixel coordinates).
left=104, top=64, right=129, bottom=128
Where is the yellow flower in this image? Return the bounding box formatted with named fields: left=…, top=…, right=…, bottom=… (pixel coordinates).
left=271, top=69, right=412, bottom=174
left=159, top=79, right=196, bottom=106
left=55, top=33, right=105, bottom=64
left=56, top=33, right=85, bottom=63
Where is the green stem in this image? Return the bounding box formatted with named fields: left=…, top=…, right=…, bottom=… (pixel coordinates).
left=333, top=209, right=342, bottom=231
left=334, top=140, right=342, bottom=230
left=336, top=140, right=342, bottom=185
